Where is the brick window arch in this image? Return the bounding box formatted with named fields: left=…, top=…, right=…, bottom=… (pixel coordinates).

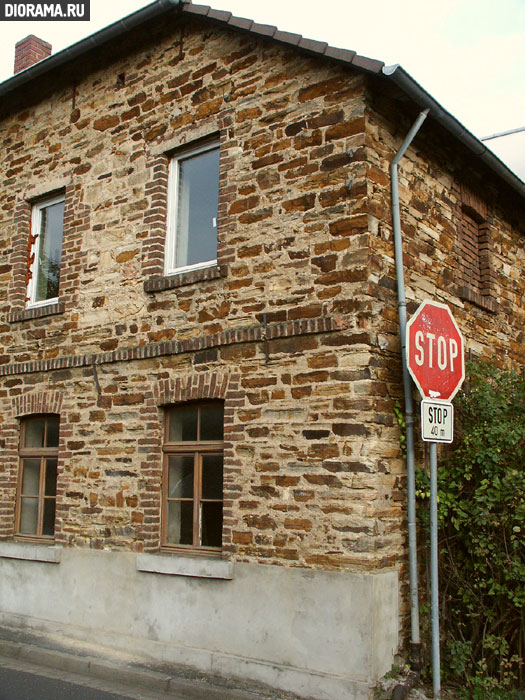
left=7, top=180, right=89, bottom=323
left=13, top=390, right=63, bottom=419
left=162, top=400, right=224, bottom=551
left=154, top=372, right=232, bottom=406
left=149, top=371, right=239, bottom=554
left=0, top=391, right=66, bottom=541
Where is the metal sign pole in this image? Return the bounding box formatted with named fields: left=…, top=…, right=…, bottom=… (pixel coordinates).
left=406, top=299, right=464, bottom=699
left=429, top=441, right=441, bottom=698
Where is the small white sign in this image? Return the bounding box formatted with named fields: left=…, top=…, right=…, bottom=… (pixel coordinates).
left=421, top=400, right=454, bottom=443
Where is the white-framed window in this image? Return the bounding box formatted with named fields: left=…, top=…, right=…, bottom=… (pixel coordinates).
left=27, top=194, right=65, bottom=307
left=165, top=140, right=220, bottom=276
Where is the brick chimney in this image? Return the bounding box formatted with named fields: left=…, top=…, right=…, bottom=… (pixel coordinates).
left=14, top=35, right=52, bottom=74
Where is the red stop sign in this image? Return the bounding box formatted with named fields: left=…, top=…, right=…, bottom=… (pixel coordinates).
left=406, top=300, right=465, bottom=401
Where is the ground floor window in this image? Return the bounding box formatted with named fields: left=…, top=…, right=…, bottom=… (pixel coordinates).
left=162, top=402, right=224, bottom=551
left=16, top=415, right=59, bottom=539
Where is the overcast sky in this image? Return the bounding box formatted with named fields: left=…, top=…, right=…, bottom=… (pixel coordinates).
left=0, top=0, right=523, bottom=179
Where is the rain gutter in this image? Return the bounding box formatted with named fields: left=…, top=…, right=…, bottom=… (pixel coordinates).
left=383, top=64, right=525, bottom=199
left=0, top=0, right=181, bottom=99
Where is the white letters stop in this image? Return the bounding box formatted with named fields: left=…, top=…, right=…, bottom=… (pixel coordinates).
left=414, top=331, right=459, bottom=371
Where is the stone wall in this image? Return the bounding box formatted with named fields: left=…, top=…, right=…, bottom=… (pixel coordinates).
left=0, top=4, right=523, bottom=622
left=362, top=84, right=525, bottom=632
left=0, top=17, right=402, bottom=572
left=0, top=11, right=523, bottom=697
left=365, top=88, right=524, bottom=364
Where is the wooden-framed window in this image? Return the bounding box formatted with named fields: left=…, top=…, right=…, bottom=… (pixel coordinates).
left=162, top=402, right=224, bottom=552
left=16, top=415, right=59, bottom=539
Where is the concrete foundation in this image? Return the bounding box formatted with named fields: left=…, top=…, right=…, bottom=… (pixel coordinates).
left=0, top=543, right=398, bottom=700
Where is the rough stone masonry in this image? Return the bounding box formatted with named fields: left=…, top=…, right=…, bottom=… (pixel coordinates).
left=0, top=6, right=523, bottom=700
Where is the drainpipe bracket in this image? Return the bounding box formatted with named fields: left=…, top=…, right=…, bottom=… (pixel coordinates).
left=410, top=642, right=423, bottom=672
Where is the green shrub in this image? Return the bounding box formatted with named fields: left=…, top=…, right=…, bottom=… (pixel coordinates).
left=417, top=360, right=524, bottom=697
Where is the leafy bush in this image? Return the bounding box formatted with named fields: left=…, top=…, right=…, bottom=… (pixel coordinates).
left=417, top=361, right=524, bottom=697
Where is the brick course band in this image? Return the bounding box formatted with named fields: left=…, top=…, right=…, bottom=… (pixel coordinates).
left=0, top=315, right=350, bottom=377
left=8, top=302, right=64, bottom=323
left=143, top=264, right=225, bottom=292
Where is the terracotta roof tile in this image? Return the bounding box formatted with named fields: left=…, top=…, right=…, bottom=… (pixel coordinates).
left=273, top=30, right=302, bottom=46
left=0, top=0, right=521, bottom=198
left=207, top=8, right=232, bottom=22
left=250, top=22, right=278, bottom=38
left=350, top=54, right=384, bottom=73
left=183, top=3, right=210, bottom=16
left=227, top=16, right=253, bottom=31
left=324, top=46, right=357, bottom=63
left=181, top=5, right=383, bottom=74
left=298, top=38, right=329, bottom=55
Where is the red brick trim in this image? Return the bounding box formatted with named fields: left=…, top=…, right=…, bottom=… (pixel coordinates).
left=141, top=119, right=235, bottom=281
left=0, top=415, right=19, bottom=539
left=0, top=390, right=65, bottom=540
left=141, top=371, right=240, bottom=553
left=59, top=183, right=89, bottom=311
left=8, top=302, right=64, bottom=323
left=478, top=222, right=496, bottom=295
left=453, top=181, right=496, bottom=312
left=457, top=285, right=497, bottom=313
left=11, top=390, right=64, bottom=418
left=7, top=196, right=32, bottom=310
left=7, top=183, right=83, bottom=316
left=0, top=315, right=350, bottom=377
left=144, top=264, right=225, bottom=293
left=141, top=153, right=169, bottom=280
left=154, top=371, right=234, bottom=406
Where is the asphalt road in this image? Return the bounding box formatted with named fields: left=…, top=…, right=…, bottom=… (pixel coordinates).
left=0, top=658, right=175, bottom=700
left=0, top=650, right=288, bottom=700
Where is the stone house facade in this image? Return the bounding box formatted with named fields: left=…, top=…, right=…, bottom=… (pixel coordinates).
left=0, top=2, right=523, bottom=699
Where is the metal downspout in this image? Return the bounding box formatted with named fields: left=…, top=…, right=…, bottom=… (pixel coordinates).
left=390, top=109, right=429, bottom=672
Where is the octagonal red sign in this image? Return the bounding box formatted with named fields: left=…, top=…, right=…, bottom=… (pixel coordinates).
left=406, top=300, right=465, bottom=401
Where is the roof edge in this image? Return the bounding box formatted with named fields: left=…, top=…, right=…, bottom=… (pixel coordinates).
left=382, top=64, right=525, bottom=199
left=0, top=0, right=181, bottom=99
left=183, top=2, right=384, bottom=74
left=0, top=1, right=522, bottom=202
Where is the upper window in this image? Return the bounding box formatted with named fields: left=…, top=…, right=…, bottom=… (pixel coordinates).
left=16, top=415, right=59, bottom=540
left=162, top=402, right=224, bottom=552
left=165, top=141, right=220, bottom=276
left=459, top=206, right=483, bottom=291
left=27, top=194, right=65, bottom=307
left=455, top=184, right=495, bottom=312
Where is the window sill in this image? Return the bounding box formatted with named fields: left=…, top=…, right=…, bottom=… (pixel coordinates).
left=8, top=302, right=64, bottom=323
left=458, top=286, right=497, bottom=313
left=144, top=265, right=225, bottom=293
left=0, top=541, right=62, bottom=564
left=136, top=552, right=233, bottom=579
